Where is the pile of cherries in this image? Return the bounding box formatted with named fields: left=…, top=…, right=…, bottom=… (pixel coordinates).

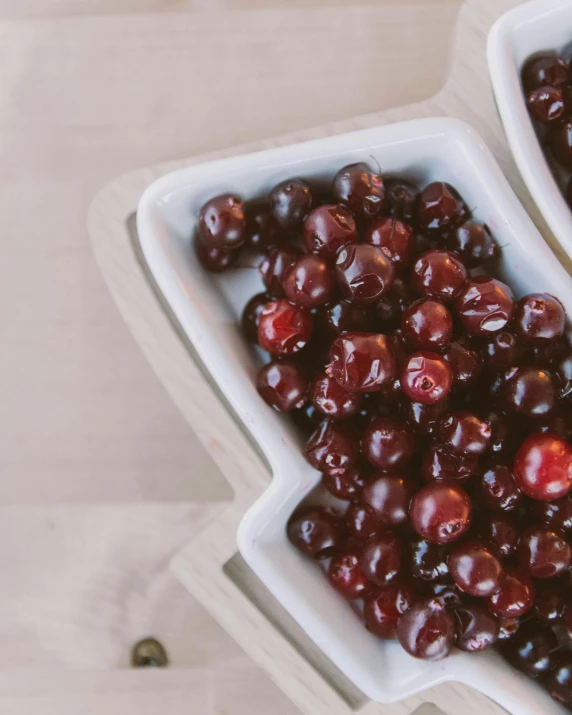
left=195, top=162, right=572, bottom=707
left=523, top=49, right=572, bottom=210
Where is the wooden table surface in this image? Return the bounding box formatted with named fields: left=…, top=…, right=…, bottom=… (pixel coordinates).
left=0, top=1, right=462, bottom=712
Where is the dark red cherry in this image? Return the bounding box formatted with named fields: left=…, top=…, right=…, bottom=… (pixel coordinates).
left=401, top=399, right=450, bottom=436
left=454, top=604, right=499, bottom=652
left=287, top=506, right=343, bottom=559
left=302, top=204, right=357, bottom=257
left=397, top=597, right=455, bottom=661
left=270, top=178, right=313, bottom=231
left=448, top=221, right=497, bottom=269
left=292, top=402, right=322, bottom=434
left=437, top=411, right=491, bottom=456
left=513, top=293, right=565, bottom=345
left=335, top=244, right=395, bottom=304
left=400, top=351, right=453, bottom=405
left=517, top=525, right=571, bottom=578
left=533, top=494, right=572, bottom=532
left=374, top=278, right=412, bottom=327
left=362, top=416, right=415, bottom=469
left=283, top=254, right=335, bottom=309
left=258, top=299, right=313, bottom=356
left=345, top=503, right=382, bottom=541
left=522, top=52, right=569, bottom=91
left=195, top=239, right=239, bottom=272
left=448, top=539, right=502, bottom=597
left=327, top=550, right=373, bottom=600
left=425, top=581, right=462, bottom=609
left=545, top=653, right=572, bottom=704
left=241, top=293, right=270, bottom=342
left=411, top=250, right=468, bottom=301
left=550, top=119, right=572, bottom=169
left=454, top=276, right=514, bottom=336
left=385, top=178, right=417, bottom=222
left=410, top=482, right=472, bottom=545
left=527, top=85, right=567, bottom=123
left=198, top=193, right=247, bottom=249
left=310, top=372, right=361, bottom=421
left=498, top=618, right=520, bottom=641
left=321, top=300, right=374, bottom=335
left=256, top=361, right=308, bottom=411
left=333, top=162, right=385, bottom=219
left=479, top=512, right=518, bottom=559
left=484, top=410, right=521, bottom=459
left=401, top=298, right=453, bottom=351
left=409, top=537, right=449, bottom=581
left=421, top=444, right=478, bottom=484
left=260, top=245, right=301, bottom=297
left=476, top=464, right=523, bottom=512
left=322, top=465, right=366, bottom=502
left=481, top=331, right=523, bottom=370
left=304, top=420, right=360, bottom=474
left=327, top=332, right=396, bottom=393
left=514, top=433, right=572, bottom=501
left=502, top=367, right=556, bottom=419
left=501, top=624, right=559, bottom=678
left=555, top=352, right=572, bottom=404
left=365, top=216, right=415, bottom=271
left=534, top=583, right=567, bottom=623
left=245, top=201, right=283, bottom=250
left=415, top=182, right=468, bottom=237
left=442, top=339, right=481, bottom=388
left=361, top=473, right=414, bottom=529
left=364, top=581, right=416, bottom=639
left=487, top=568, right=534, bottom=618
left=360, top=533, right=402, bottom=587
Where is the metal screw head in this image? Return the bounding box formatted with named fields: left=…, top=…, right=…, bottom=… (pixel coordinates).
left=131, top=637, right=169, bottom=668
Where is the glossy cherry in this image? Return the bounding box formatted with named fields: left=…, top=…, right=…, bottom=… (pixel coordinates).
left=517, top=525, right=571, bottom=579
left=287, top=506, right=343, bottom=559
left=522, top=52, right=569, bottom=91
left=365, top=216, right=415, bottom=271
left=533, top=493, right=572, bottom=532
left=327, top=332, right=396, bottom=393
left=514, top=293, right=565, bottom=345
left=360, top=533, right=402, bottom=587
left=241, top=292, right=270, bottom=342
left=362, top=416, right=415, bottom=469
left=310, top=372, right=362, bottom=421
left=283, top=254, right=335, bottom=308
left=409, top=537, right=449, bottom=581
left=401, top=297, right=453, bottom=351
left=448, top=539, right=502, bottom=597
left=410, top=482, right=472, bottom=545
left=400, top=351, right=453, bottom=405
left=321, top=300, right=374, bottom=335
left=479, top=512, right=519, bottom=559
left=328, top=550, right=373, bottom=600
left=514, top=433, right=572, bottom=501
left=421, top=443, right=478, bottom=484
left=197, top=193, right=247, bottom=249
left=481, top=331, right=523, bottom=370
left=258, top=299, right=313, bottom=356
left=302, top=204, right=357, bottom=257
left=448, top=221, right=497, bottom=268
left=501, top=625, right=559, bottom=678
left=260, top=245, right=301, bottom=296
left=545, top=653, right=572, bottom=704
left=332, top=162, right=385, bottom=219
left=415, top=182, right=468, bottom=237
left=402, top=398, right=450, bottom=436
left=335, top=244, right=395, bottom=304
left=454, top=276, right=514, bottom=336
left=527, top=85, right=567, bottom=124
left=270, top=178, right=313, bottom=230
left=256, top=361, right=308, bottom=411
left=322, top=465, right=366, bottom=502
left=437, top=411, right=491, bottom=456
left=442, top=339, right=481, bottom=388
left=385, top=178, right=417, bottom=221
left=304, top=420, right=360, bottom=474
left=502, top=367, right=555, bottom=419
left=345, top=503, right=382, bottom=541
left=195, top=240, right=239, bottom=272
left=411, top=249, right=468, bottom=302
left=245, top=201, right=283, bottom=250
left=533, top=583, right=567, bottom=623
left=397, top=597, right=455, bottom=661
left=454, top=604, right=499, bottom=653
left=476, top=464, right=523, bottom=512
left=361, top=473, right=414, bottom=528
left=487, top=568, right=535, bottom=618
left=364, top=581, right=416, bottom=639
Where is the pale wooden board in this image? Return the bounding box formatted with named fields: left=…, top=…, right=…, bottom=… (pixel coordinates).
left=87, top=0, right=558, bottom=713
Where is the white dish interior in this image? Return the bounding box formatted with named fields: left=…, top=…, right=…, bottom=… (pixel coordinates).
left=137, top=117, right=570, bottom=714
left=488, top=0, right=572, bottom=257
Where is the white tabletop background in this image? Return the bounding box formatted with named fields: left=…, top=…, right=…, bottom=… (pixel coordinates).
left=0, top=1, right=459, bottom=712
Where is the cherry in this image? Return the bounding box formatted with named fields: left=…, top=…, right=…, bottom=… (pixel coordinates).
left=362, top=416, right=415, bottom=469
left=533, top=494, right=572, bottom=532
left=514, top=433, right=572, bottom=501
left=498, top=618, right=520, bottom=641
left=365, top=216, right=415, bottom=271
left=437, top=411, right=491, bottom=456
left=522, top=52, right=569, bottom=91
left=283, top=254, right=335, bottom=308
left=409, top=537, right=449, bottom=581
left=502, top=367, right=555, bottom=419
left=245, top=201, right=283, bottom=250
left=198, top=193, right=247, bottom=249
left=287, top=506, right=343, bottom=559
left=397, top=597, right=455, bottom=661
left=421, top=444, right=478, bottom=484
left=302, top=204, right=357, bottom=257
left=481, top=331, right=523, bottom=370
left=258, top=299, right=313, bottom=356
left=321, top=300, right=374, bottom=335
left=454, top=276, right=514, bottom=336
left=555, top=352, right=572, bottom=404
left=335, top=244, right=395, bottom=303
left=448, top=221, right=497, bottom=268
left=256, top=361, right=308, bottom=411
left=310, top=372, right=361, bottom=421
left=545, top=653, right=572, bottom=704
left=260, top=245, right=301, bottom=296
left=327, top=550, right=373, bottom=600
left=345, top=503, right=382, bottom=541
left=484, top=410, right=521, bottom=459
left=360, top=533, right=402, bottom=587
left=270, top=178, right=313, bottom=230
left=534, top=583, right=567, bottom=623
left=487, top=568, right=534, bottom=618
left=454, top=604, right=499, bottom=653
left=400, top=351, right=453, bottom=405
left=304, top=420, right=360, bottom=474
left=517, top=525, right=571, bottom=578
left=322, top=465, right=366, bottom=501
left=410, top=482, right=472, bottom=545
left=333, top=162, right=385, bottom=219
left=385, top=178, right=417, bottom=221
left=550, top=119, right=572, bottom=169
left=479, top=512, right=519, bottom=559
left=476, top=464, right=523, bottom=512
left=415, top=182, right=468, bottom=237
left=241, top=293, right=270, bottom=342
left=501, top=625, right=559, bottom=678
left=327, top=332, right=396, bottom=393
left=513, top=293, right=565, bottom=344
left=402, top=399, right=450, bottom=436
left=442, top=339, right=481, bottom=387
left=401, top=297, right=453, bottom=351
left=364, top=581, right=416, bottom=639
left=361, top=473, right=414, bottom=528
left=527, top=85, right=567, bottom=123
left=195, top=239, right=239, bottom=272
left=425, top=581, right=462, bottom=609
left=411, top=249, right=468, bottom=302
left=448, top=539, right=502, bottom=597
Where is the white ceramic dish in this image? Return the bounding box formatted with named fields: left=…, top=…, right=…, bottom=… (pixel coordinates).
left=488, top=0, right=572, bottom=256
left=137, top=117, right=570, bottom=714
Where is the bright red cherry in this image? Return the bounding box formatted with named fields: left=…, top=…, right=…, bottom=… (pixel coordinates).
left=400, top=351, right=453, bottom=405
left=410, top=482, right=472, bottom=545
left=258, top=299, right=313, bottom=355
left=327, top=333, right=396, bottom=393
left=448, top=539, right=502, bottom=597
left=514, top=433, right=572, bottom=501
left=411, top=249, right=467, bottom=301
left=302, top=204, right=357, bottom=257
